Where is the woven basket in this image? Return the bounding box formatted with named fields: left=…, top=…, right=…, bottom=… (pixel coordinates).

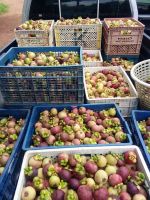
left=130, top=59, right=150, bottom=109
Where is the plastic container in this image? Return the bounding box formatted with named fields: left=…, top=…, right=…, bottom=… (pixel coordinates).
left=0, top=46, right=84, bottom=105
left=0, top=109, right=30, bottom=200
left=14, top=20, right=54, bottom=47
left=84, top=66, right=138, bottom=117
left=54, top=19, right=102, bottom=49
left=131, top=110, right=150, bottom=167
left=83, top=50, right=103, bottom=67
left=14, top=145, right=150, bottom=200
left=130, top=59, right=150, bottom=109
left=22, top=103, right=132, bottom=151
left=103, top=18, right=145, bottom=55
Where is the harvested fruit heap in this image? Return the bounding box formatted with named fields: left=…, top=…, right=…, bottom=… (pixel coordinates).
left=83, top=52, right=100, bottom=62
left=8, top=51, right=80, bottom=66
left=21, top=151, right=148, bottom=200
left=57, top=17, right=99, bottom=25
left=85, top=69, right=131, bottom=99
left=105, top=19, right=139, bottom=28
left=103, top=58, right=134, bottom=71
left=138, top=117, right=150, bottom=154
left=16, top=20, right=52, bottom=31
left=0, top=117, right=25, bottom=175
left=32, top=107, right=128, bottom=147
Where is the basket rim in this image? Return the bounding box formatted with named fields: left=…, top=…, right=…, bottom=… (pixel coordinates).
left=130, top=59, right=150, bottom=88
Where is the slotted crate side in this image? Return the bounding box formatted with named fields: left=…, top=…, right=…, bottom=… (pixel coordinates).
left=22, top=103, right=132, bottom=151
left=14, top=20, right=54, bottom=47
left=0, top=67, right=84, bottom=105
left=104, top=39, right=142, bottom=55
left=0, top=109, right=30, bottom=198
left=14, top=146, right=150, bottom=200
left=0, top=47, right=84, bottom=105
left=84, top=66, right=138, bottom=117
left=103, top=18, right=145, bottom=45
left=131, top=110, right=150, bottom=167
left=54, top=20, right=102, bottom=49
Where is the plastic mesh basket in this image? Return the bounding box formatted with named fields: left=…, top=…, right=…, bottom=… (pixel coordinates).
left=130, top=59, right=150, bottom=109
left=54, top=19, right=102, bottom=49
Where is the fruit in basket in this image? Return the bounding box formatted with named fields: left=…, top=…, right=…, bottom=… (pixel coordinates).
left=21, top=151, right=149, bottom=200
left=31, top=107, right=128, bottom=147
left=21, top=186, right=36, bottom=200
left=8, top=51, right=80, bottom=68
left=103, top=57, right=134, bottom=71
left=83, top=52, right=100, bottom=62
left=57, top=17, right=99, bottom=25
left=85, top=69, right=131, bottom=98
left=138, top=118, right=150, bottom=154
left=16, top=20, right=52, bottom=31
left=0, top=116, right=25, bottom=176
left=106, top=19, right=139, bottom=28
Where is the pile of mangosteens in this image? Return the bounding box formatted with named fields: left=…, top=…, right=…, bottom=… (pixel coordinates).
left=0, top=116, right=25, bottom=175
left=105, top=19, right=139, bottom=28
left=83, top=52, right=100, bottom=62
left=85, top=69, right=131, bottom=99
left=8, top=51, right=80, bottom=67
left=31, top=107, right=128, bottom=147
left=57, top=17, right=100, bottom=26
left=102, top=58, right=134, bottom=71
left=138, top=117, right=150, bottom=154
left=21, top=151, right=148, bottom=200
left=15, top=20, right=52, bottom=31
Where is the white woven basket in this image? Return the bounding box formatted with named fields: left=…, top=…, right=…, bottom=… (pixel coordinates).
left=130, top=59, right=150, bottom=109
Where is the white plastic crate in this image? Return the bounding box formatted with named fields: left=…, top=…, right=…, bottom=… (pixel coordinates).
left=14, top=145, right=150, bottom=200
left=54, top=19, right=102, bottom=49
left=14, top=20, right=54, bottom=47
left=84, top=66, right=138, bottom=117
left=83, top=50, right=103, bottom=67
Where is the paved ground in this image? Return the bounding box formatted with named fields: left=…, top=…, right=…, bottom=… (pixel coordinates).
left=0, top=0, right=23, bottom=48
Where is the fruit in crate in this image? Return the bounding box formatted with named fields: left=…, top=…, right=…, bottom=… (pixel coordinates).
left=83, top=52, right=100, bottom=62
left=106, top=19, right=139, bottom=28
left=0, top=116, right=25, bottom=175
left=31, top=106, right=128, bottom=147
left=138, top=117, right=150, bottom=154
left=15, top=20, right=52, bottom=31
left=57, top=17, right=99, bottom=25
left=8, top=51, right=80, bottom=67
left=21, top=151, right=149, bottom=200
left=85, top=69, right=131, bottom=99
left=103, top=58, right=134, bottom=71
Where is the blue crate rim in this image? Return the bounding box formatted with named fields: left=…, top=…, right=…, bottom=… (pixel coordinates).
left=131, top=110, right=150, bottom=164
left=22, top=103, right=132, bottom=151
left=0, top=46, right=83, bottom=67
left=0, top=108, right=30, bottom=185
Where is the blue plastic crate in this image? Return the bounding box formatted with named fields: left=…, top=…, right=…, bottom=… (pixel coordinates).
left=0, top=109, right=30, bottom=199
left=0, top=46, right=84, bottom=105
left=22, top=103, right=132, bottom=151
left=131, top=110, right=150, bottom=167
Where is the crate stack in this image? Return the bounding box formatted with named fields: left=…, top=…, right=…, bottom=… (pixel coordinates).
left=0, top=17, right=150, bottom=200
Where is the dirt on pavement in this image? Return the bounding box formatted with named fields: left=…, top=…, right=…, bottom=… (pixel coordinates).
left=0, top=0, right=24, bottom=48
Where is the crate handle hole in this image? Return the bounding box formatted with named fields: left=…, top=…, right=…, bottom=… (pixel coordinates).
left=28, top=34, right=37, bottom=37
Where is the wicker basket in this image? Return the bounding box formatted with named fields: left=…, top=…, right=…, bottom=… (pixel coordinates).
left=54, top=19, right=102, bottom=49
left=130, top=59, right=150, bottom=109
left=103, top=18, right=145, bottom=55
left=14, top=20, right=54, bottom=47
